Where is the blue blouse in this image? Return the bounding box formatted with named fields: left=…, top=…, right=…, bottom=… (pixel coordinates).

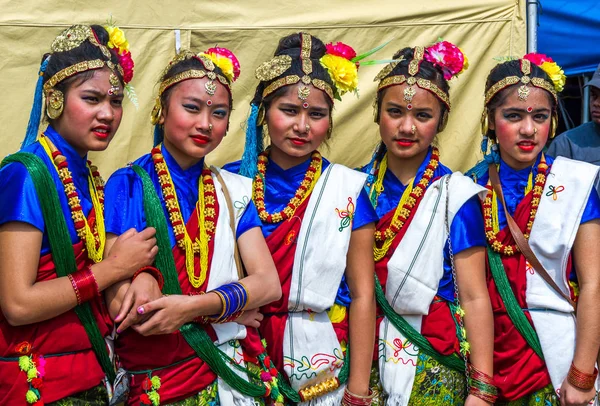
left=104, top=144, right=261, bottom=246
left=0, top=126, right=93, bottom=255
left=224, top=156, right=378, bottom=238
left=474, top=155, right=600, bottom=228
left=365, top=148, right=487, bottom=302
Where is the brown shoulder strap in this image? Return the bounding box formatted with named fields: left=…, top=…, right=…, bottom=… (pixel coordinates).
left=211, top=166, right=245, bottom=280
left=488, top=163, right=576, bottom=310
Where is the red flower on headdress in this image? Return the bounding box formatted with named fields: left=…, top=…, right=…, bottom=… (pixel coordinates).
left=207, top=47, right=241, bottom=81
left=424, top=40, right=467, bottom=80
left=140, top=393, right=152, bottom=405
left=326, top=42, right=357, bottom=61
left=118, top=51, right=135, bottom=83
left=523, top=53, right=554, bottom=66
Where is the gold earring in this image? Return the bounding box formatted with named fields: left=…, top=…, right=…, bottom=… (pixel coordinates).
left=150, top=98, right=162, bottom=125
left=327, top=115, right=333, bottom=138
left=46, top=89, right=64, bottom=120
left=257, top=104, right=266, bottom=126
left=550, top=113, right=558, bottom=138
left=480, top=109, right=489, bottom=136
left=372, top=98, right=379, bottom=123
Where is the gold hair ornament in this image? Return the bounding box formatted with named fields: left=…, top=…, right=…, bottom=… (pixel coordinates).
left=484, top=58, right=558, bottom=105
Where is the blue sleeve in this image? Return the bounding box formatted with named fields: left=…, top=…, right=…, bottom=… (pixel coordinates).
left=352, top=188, right=379, bottom=230
left=104, top=168, right=147, bottom=235
left=236, top=201, right=262, bottom=238
left=449, top=195, right=487, bottom=254
left=581, top=188, right=600, bottom=224
left=0, top=162, right=45, bottom=231
left=222, top=160, right=242, bottom=176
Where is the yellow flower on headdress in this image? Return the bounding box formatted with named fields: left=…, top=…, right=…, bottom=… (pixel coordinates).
left=201, top=52, right=235, bottom=83
left=459, top=47, right=469, bottom=73
left=539, top=61, right=566, bottom=93
left=106, top=26, right=129, bottom=54
left=320, top=54, right=358, bottom=96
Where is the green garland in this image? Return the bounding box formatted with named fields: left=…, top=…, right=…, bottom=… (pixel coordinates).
left=0, top=153, right=116, bottom=382
left=487, top=247, right=544, bottom=359
left=375, top=275, right=465, bottom=372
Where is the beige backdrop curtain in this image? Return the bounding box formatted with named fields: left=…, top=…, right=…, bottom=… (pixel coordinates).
left=0, top=0, right=525, bottom=175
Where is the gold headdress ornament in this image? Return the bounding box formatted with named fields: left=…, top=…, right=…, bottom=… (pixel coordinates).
left=375, top=46, right=451, bottom=110
left=256, top=33, right=337, bottom=103
left=151, top=49, right=239, bottom=125
left=43, top=24, right=134, bottom=119
left=484, top=58, right=558, bottom=105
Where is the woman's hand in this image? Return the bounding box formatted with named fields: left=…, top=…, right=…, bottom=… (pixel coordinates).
left=115, top=272, right=162, bottom=334
left=133, top=295, right=196, bottom=336
left=104, top=228, right=158, bottom=280
left=233, top=308, right=264, bottom=328
left=559, top=380, right=597, bottom=406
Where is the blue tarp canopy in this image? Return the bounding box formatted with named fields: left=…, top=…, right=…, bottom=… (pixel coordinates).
left=539, top=0, right=600, bottom=76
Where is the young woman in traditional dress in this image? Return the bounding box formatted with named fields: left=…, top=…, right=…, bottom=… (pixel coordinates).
left=224, top=32, right=378, bottom=405
left=467, top=54, right=600, bottom=406
left=103, top=48, right=282, bottom=405
left=363, top=42, right=496, bottom=406
left=0, top=24, right=154, bottom=404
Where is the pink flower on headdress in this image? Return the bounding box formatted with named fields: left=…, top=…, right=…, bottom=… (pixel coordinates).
left=523, top=53, right=554, bottom=66
left=118, top=51, right=135, bottom=83
left=326, top=42, right=357, bottom=61
left=424, top=40, right=467, bottom=80
left=207, top=47, right=241, bottom=81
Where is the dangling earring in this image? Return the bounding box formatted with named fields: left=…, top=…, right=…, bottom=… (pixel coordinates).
left=46, top=89, right=64, bottom=120
left=150, top=97, right=162, bottom=126
left=257, top=104, right=266, bottom=126
left=480, top=109, right=489, bottom=136
left=550, top=112, right=558, bottom=138
left=327, top=115, right=333, bottom=138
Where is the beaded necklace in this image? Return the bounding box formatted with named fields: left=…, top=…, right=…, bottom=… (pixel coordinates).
left=483, top=155, right=548, bottom=256
left=372, top=148, right=440, bottom=261
left=39, top=134, right=105, bottom=263
left=253, top=151, right=322, bottom=223
left=151, top=145, right=217, bottom=288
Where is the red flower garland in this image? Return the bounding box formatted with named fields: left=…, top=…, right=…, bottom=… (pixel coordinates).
left=253, top=151, right=322, bottom=223
left=483, top=157, right=548, bottom=256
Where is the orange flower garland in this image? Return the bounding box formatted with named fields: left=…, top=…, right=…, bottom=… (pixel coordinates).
left=374, top=148, right=440, bottom=242
left=39, top=134, right=105, bottom=262
left=483, top=156, right=548, bottom=256
left=253, top=151, right=322, bottom=223
left=151, top=146, right=217, bottom=288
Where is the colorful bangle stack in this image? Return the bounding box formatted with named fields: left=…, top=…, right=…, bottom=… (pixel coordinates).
left=567, top=362, right=598, bottom=391
left=132, top=266, right=165, bottom=291
left=207, top=282, right=249, bottom=324
left=67, top=266, right=100, bottom=306
left=468, top=364, right=498, bottom=403
left=342, top=388, right=375, bottom=406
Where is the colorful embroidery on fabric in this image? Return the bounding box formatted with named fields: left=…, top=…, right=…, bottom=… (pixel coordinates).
left=545, top=184, right=564, bottom=200
left=140, top=375, right=161, bottom=405
left=526, top=260, right=535, bottom=275
left=15, top=341, right=46, bottom=405
left=378, top=337, right=418, bottom=366
left=335, top=196, right=355, bottom=231
left=407, top=352, right=467, bottom=406
left=284, top=230, right=296, bottom=245
left=284, top=349, right=344, bottom=381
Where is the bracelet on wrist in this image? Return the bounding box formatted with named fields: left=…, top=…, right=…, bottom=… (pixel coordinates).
left=567, top=362, right=598, bottom=391
left=68, top=266, right=100, bottom=306
left=132, top=266, right=165, bottom=290
left=342, top=388, right=375, bottom=406
left=468, top=363, right=498, bottom=404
